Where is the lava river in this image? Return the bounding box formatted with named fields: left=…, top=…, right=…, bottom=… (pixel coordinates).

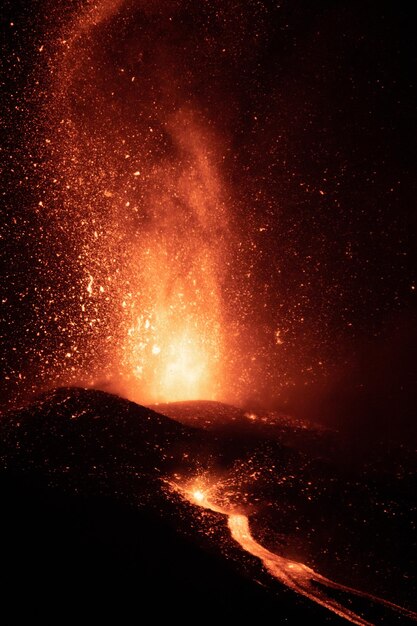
left=174, top=481, right=417, bottom=626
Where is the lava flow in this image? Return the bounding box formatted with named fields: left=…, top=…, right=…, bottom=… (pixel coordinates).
left=175, top=479, right=417, bottom=626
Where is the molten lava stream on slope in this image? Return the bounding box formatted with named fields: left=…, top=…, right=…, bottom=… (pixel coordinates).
left=172, top=478, right=417, bottom=626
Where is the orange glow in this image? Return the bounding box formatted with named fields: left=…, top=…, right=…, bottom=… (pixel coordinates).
left=156, top=333, right=209, bottom=401
left=125, top=291, right=222, bottom=404
left=172, top=476, right=228, bottom=515
left=192, top=489, right=206, bottom=503
left=119, top=108, right=227, bottom=403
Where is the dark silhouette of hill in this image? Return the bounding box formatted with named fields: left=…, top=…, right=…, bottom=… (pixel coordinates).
left=0, top=387, right=415, bottom=623
left=0, top=387, right=349, bottom=623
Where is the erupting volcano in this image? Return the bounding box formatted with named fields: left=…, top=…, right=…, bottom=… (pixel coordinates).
left=2, top=0, right=417, bottom=623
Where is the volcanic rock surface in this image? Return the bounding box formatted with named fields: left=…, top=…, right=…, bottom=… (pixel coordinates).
left=0, top=388, right=415, bottom=623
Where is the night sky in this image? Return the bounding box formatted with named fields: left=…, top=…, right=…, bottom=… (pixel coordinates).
left=2, top=0, right=416, bottom=439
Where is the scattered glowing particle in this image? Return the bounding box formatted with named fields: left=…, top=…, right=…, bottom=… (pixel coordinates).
left=152, top=345, right=161, bottom=355
left=133, top=170, right=141, bottom=176
left=86, top=275, right=94, bottom=295
left=275, top=329, right=284, bottom=345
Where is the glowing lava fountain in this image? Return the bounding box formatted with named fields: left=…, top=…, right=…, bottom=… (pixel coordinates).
left=40, top=0, right=231, bottom=404
left=176, top=480, right=417, bottom=626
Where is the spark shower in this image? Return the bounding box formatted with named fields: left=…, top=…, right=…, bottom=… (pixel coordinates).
left=3, top=0, right=415, bottom=437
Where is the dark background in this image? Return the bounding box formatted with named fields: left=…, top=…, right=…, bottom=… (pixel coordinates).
left=1, top=0, right=416, bottom=440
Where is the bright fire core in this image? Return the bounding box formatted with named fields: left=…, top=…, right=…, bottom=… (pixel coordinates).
left=128, top=314, right=221, bottom=403
left=192, top=489, right=206, bottom=503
